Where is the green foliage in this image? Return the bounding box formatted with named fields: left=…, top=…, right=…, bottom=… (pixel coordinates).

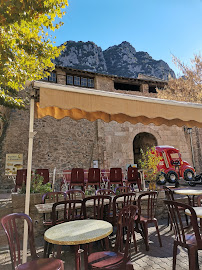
left=0, top=0, right=68, bottom=108
left=19, top=173, right=52, bottom=194
left=138, top=146, right=163, bottom=189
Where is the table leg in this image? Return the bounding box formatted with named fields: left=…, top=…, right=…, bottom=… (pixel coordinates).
left=74, top=245, right=81, bottom=270
left=83, top=244, right=88, bottom=270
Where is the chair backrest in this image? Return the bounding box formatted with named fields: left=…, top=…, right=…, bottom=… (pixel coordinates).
left=35, top=169, right=49, bottom=184
left=83, top=195, right=112, bottom=220
left=96, top=188, right=116, bottom=195
left=197, top=195, right=202, bottom=206
left=127, top=167, right=140, bottom=182
left=66, top=189, right=85, bottom=199
left=115, top=186, right=130, bottom=195
left=88, top=168, right=101, bottom=184
left=52, top=199, right=83, bottom=225
left=71, top=168, right=84, bottom=184
left=42, top=191, right=67, bottom=203
left=109, top=168, right=123, bottom=184
left=114, top=205, right=138, bottom=263
left=164, top=200, right=202, bottom=247
left=163, top=186, right=175, bottom=200
left=137, top=191, right=158, bottom=220
left=1, top=213, right=37, bottom=270
left=15, top=169, right=27, bottom=191
left=112, top=193, right=136, bottom=225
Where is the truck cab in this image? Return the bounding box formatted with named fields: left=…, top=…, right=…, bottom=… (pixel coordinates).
left=155, top=145, right=195, bottom=185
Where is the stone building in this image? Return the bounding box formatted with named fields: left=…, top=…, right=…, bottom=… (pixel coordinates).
left=0, top=66, right=201, bottom=191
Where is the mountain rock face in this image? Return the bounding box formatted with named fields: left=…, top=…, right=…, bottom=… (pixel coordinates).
left=54, top=41, right=175, bottom=80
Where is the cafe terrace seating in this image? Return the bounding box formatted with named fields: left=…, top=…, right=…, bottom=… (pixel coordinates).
left=41, top=191, right=67, bottom=227
left=164, top=200, right=202, bottom=270
left=85, top=168, right=101, bottom=190
left=109, top=167, right=123, bottom=187
left=96, top=188, right=116, bottom=195
left=35, top=169, right=50, bottom=184
left=66, top=189, right=85, bottom=199
left=70, top=168, right=85, bottom=190
left=163, top=186, right=189, bottom=229
left=126, top=167, right=142, bottom=192
left=136, top=191, right=162, bottom=251
left=88, top=205, right=138, bottom=270
left=1, top=213, right=64, bottom=270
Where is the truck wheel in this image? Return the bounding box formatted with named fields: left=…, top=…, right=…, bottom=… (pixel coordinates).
left=184, top=169, right=195, bottom=181
left=156, top=172, right=167, bottom=185
left=167, top=171, right=178, bottom=183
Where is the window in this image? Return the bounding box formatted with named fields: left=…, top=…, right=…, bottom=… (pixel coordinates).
left=74, top=76, right=80, bottom=86
left=88, top=78, right=94, bottom=88
left=114, top=82, right=140, bottom=91
left=81, top=77, right=87, bottom=87
left=67, top=75, right=73, bottom=85
left=49, top=72, right=56, bottom=82
left=42, top=72, right=56, bottom=82
left=66, top=74, right=94, bottom=88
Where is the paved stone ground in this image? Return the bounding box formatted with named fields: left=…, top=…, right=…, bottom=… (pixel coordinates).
left=1, top=219, right=202, bottom=270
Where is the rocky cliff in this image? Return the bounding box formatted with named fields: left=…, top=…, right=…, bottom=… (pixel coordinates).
left=54, top=41, right=175, bottom=80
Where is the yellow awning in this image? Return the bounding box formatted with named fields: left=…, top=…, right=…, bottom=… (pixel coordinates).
left=34, top=81, right=202, bottom=128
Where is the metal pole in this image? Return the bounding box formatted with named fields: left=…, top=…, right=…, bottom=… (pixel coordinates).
left=189, top=129, right=196, bottom=170
left=22, top=97, right=35, bottom=263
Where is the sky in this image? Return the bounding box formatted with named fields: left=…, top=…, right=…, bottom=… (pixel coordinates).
left=53, top=0, right=202, bottom=76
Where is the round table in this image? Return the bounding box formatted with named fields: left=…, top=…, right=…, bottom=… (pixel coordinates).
left=44, top=219, right=113, bottom=270
left=185, top=207, right=202, bottom=218
left=174, top=189, right=202, bottom=206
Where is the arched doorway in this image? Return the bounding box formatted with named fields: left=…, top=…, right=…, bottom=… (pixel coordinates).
left=133, top=132, right=157, bottom=165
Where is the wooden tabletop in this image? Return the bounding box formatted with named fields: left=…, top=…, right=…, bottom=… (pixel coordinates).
left=174, top=189, right=202, bottom=196
left=185, top=207, right=202, bottom=218
left=44, top=219, right=113, bottom=245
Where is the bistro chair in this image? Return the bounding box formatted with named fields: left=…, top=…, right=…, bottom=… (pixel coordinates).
left=35, top=169, right=50, bottom=184
left=126, top=167, right=142, bottom=191
left=197, top=194, right=202, bottom=229
left=163, top=186, right=189, bottom=229
left=85, top=168, right=101, bottom=190
left=115, top=186, right=130, bottom=195
left=88, top=205, right=138, bottom=270
left=66, top=189, right=85, bottom=200
left=96, top=188, right=116, bottom=196
left=136, top=191, right=162, bottom=251
left=83, top=195, right=112, bottom=221
left=164, top=200, right=202, bottom=270
left=109, top=168, right=123, bottom=188
left=42, top=191, right=67, bottom=227
left=44, top=199, right=84, bottom=258
left=15, top=169, right=27, bottom=191
left=70, top=168, right=85, bottom=191
left=1, top=213, right=64, bottom=270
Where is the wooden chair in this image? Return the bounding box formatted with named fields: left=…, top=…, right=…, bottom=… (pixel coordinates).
left=70, top=168, right=85, bottom=191
left=85, top=168, right=101, bottom=190
left=66, top=189, right=85, bottom=200
left=1, top=213, right=64, bottom=270
left=126, top=167, right=142, bottom=191
left=96, top=188, right=116, bottom=196
left=163, top=186, right=189, bottom=229
left=42, top=192, right=67, bottom=227
left=109, top=168, right=123, bottom=187
left=197, top=195, right=202, bottom=229
left=164, top=200, right=202, bottom=270
left=136, top=191, right=162, bottom=251
left=35, top=169, right=49, bottom=184
left=15, top=169, right=27, bottom=191
left=88, top=205, right=138, bottom=270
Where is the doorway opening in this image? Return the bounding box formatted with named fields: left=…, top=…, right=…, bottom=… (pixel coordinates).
left=133, top=132, right=157, bottom=166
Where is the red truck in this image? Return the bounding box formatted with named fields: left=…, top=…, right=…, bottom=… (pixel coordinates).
left=155, top=145, right=195, bottom=185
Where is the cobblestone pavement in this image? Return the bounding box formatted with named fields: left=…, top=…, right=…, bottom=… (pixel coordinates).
left=1, top=219, right=202, bottom=270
